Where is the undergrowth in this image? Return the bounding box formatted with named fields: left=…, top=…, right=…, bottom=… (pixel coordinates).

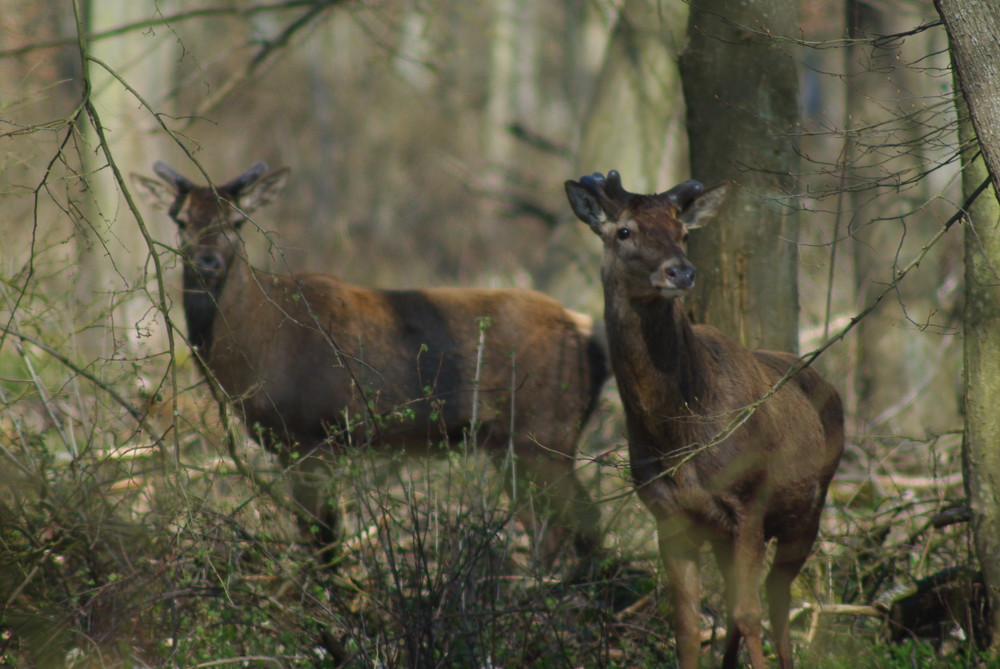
left=0, top=342, right=986, bottom=668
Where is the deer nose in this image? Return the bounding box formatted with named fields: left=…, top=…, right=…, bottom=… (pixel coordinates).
left=192, top=249, right=224, bottom=275
left=664, top=264, right=696, bottom=291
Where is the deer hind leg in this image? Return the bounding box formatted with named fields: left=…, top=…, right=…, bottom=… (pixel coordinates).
left=505, top=450, right=601, bottom=568
left=766, top=530, right=817, bottom=669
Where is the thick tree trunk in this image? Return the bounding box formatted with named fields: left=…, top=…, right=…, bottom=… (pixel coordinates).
left=678, top=0, right=801, bottom=352
left=936, top=0, right=1000, bottom=649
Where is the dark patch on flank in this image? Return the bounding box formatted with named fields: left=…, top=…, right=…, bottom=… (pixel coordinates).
left=380, top=290, right=467, bottom=428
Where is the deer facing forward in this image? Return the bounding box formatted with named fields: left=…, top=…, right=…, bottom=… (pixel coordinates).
left=565, top=171, right=844, bottom=669
left=133, top=161, right=609, bottom=566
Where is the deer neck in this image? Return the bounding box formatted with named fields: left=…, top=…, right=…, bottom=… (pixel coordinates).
left=182, top=251, right=244, bottom=356
left=604, top=289, right=706, bottom=421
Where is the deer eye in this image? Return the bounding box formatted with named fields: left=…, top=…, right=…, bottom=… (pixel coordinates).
left=616, top=227, right=631, bottom=241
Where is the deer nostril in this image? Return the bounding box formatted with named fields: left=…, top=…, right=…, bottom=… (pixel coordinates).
left=193, top=251, right=223, bottom=274
left=667, top=265, right=696, bottom=289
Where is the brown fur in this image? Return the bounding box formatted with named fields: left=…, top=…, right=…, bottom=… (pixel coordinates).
left=566, top=171, right=844, bottom=669
left=133, top=162, right=609, bottom=565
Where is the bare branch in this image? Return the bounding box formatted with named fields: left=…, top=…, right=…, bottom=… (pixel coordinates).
left=0, top=1, right=332, bottom=59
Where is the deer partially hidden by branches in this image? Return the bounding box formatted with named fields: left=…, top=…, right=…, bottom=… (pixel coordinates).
left=565, top=171, right=844, bottom=669
left=133, top=161, right=609, bottom=566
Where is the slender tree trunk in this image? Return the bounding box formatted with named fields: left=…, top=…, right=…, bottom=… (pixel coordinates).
left=77, top=0, right=171, bottom=359
left=843, top=2, right=958, bottom=436
left=844, top=1, right=895, bottom=432
left=957, top=97, right=1000, bottom=653
left=936, top=0, right=1000, bottom=649
left=486, top=0, right=520, bottom=189
left=536, top=0, right=688, bottom=312
left=678, top=0, right=801, bottom=352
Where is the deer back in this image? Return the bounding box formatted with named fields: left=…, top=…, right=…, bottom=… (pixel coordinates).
left=209, top=270, right=604, bottom=453
left=133, top=163, right=608, bottom=456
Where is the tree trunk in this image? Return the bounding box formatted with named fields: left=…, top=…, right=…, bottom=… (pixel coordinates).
left=936, top=0, right=1000, bottom=649
left=74, top=0, right=153, bottom=359
left=843, top=2, right=959, bottom=437
left=936, top=2, right=1000, bottom=196
left=536, top=0, right=688, bottom=313
left=75, top=0, right=176, bottom=360
left=678, top=0, right=801, bottom=352
left=844, top=1, right=898, bottom=433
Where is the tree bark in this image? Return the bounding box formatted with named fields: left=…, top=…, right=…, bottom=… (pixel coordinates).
left=936, top=0, right=1000, bottom=649
left=936, top=2, right=1000, bottom=197
left=678, top=0, right=801, bottom=352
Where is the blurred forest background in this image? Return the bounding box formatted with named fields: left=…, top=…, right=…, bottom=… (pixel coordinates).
left=0, top=0, right=994, bottom=666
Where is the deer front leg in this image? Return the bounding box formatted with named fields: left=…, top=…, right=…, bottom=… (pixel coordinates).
left=505, top=449, right=602, bottom=569
left=659, top=526, right=703, bottom=669
left=722, top=524, right=767, bottom=669
left=711, top=539, right=743, bottom=666
left=282, top=446, right=341, bottom=562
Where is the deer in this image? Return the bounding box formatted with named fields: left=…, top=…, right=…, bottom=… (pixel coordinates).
left=132, top=161, right=610, bottom=568
left=565, top=171, right=844, bottom=669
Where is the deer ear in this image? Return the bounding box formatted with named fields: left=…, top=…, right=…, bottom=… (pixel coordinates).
left=565, top=180, right=608, bottom=231
left=237, top=167, right=289, bottom=214
left=130, top=173, right=177, bottom=211
left=680, top=182, right=730, bottom=230
left=663, top=179, right=704, bottom=210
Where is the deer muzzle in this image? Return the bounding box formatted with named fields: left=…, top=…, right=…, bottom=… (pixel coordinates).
left=190, top=249, right=226, bottom=277
left=651, top=261, right=696, bottom=297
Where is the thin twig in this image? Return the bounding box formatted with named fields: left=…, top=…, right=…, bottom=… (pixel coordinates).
left=0, top=322, right=144, bottom=423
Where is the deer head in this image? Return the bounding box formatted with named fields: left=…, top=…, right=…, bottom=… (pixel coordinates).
left=565, top=171, right=728, bottom=301
left=132, top=161, right=289, bottom=294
